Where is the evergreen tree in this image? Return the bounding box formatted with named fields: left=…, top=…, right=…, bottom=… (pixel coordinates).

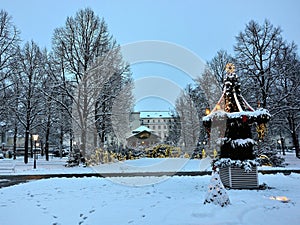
left=204, top=169, right=230, bottom=207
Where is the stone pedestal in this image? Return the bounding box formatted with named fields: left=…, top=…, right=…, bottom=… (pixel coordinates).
left=219, top=166, right=258, bottom=189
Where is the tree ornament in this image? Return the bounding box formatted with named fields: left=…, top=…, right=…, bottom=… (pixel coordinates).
left=242, top=115, right=248, bottom=123
left=256, top=123, right=266, bottom=140
left=225, top=63, right=235, bottom=74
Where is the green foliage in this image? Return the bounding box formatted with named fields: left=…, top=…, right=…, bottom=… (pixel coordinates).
left=258, top=148, right=285, bottom=167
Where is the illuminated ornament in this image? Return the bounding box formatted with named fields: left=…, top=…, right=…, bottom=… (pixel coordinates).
left=225, top=63, right=235, bottom=74
left=213, top=149, right=218, bottom=158
left=256, top=123, right=266, bottom=140
left=242, top=115, right=248, bottom=123
left=205, top=108, right=211, bottom=115
left=202, top=149, right=206, bottom=158
left=270, top=196, right=290, bottom=203
left=137, top=131, right=151, bottom=139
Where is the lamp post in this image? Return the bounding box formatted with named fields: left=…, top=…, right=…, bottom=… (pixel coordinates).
left=32, top=134, right=39, bottom=169
left=277, top=139, right=282, bottom=154
left=281, top=136, right=286, bottom=156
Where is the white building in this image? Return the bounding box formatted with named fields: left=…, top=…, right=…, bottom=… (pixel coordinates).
left=129, top=111, right=174, bottom=142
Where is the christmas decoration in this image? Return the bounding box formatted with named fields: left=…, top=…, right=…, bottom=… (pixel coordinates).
left=256, top=123, right=267, bottom=140
left=203, top=63, right=271, bottom=188
left=204, top=169, right=230, bottom=207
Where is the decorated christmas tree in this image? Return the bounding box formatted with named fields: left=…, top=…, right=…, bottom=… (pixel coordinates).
left=203, top=63, right=271, bottom=188
left=204, top=168, right=230, bottom=207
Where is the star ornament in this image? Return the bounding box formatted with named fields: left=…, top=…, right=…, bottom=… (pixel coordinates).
left=225, top=63, right=235, bottom=74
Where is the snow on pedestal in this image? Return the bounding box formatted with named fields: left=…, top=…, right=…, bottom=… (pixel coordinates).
left=204, top=170, right=230, bottom=207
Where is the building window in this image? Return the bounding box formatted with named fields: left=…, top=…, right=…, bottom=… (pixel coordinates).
left=158, top=125, right=161, bottom=129
left=152, top=125, right=155, bottom=129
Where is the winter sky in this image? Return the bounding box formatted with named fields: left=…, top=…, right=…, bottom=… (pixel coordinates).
left=2, top=0, right=300, bottom=111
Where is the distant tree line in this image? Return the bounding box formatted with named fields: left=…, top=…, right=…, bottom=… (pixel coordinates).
left=0, top=8, right=134, bottom=163
left=171, top=20, right=299, bottom=158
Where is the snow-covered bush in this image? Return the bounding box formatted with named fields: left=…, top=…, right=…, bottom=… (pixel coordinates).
left=257, top=148, right=285, bottom=167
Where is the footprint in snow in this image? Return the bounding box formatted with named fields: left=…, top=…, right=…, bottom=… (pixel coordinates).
left=89, top=209, right=95, bottom=214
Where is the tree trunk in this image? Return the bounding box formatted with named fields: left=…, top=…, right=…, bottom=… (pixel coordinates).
left=45, top=114, right=51, bottom=161
left=287, top=114, right=299, bottom=158
left=13, top=124, right=17, bottom=160
left=292, top=131, right=299, bottom=158
left=24, top=129, right=29, bottom=164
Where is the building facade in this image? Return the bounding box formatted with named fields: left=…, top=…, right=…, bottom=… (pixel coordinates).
left=129, top=111, right=174, bottom=142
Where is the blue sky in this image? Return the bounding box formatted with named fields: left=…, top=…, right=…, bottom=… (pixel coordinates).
left=2, top=0, right=300, bottom=111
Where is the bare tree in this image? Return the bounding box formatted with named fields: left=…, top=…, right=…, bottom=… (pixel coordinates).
left=234, top=20, right=285, bottom=108
left=175, top=84, right=207, bottom=153
left=52, top=8, right=112, bottom=83
left=0, top=10, right=20, bottom=76
left=270, top=43, right=300, bottom=157
left=16, top=41, right=45, bottom=164
left=234, top=19, right=300, bottom=157
left=110, top=69, right=134, bottom=148
left=0, top=10, right=20, bottom=142
left=197, top=67, right=222, bottom=109
left=52, top=8, right=113, bottom=154
left=207, top=50, right=234, bottom=90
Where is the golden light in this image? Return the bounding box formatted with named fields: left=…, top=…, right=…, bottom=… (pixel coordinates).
left=216, top=104, right=221, bottom=110
left=205, top=108, right=211, bottom=115
left=269, top=196, right=290, bottom=203
left=32, top=134, right=39, bottom=141
left=225, top=63, right=235, bottom=74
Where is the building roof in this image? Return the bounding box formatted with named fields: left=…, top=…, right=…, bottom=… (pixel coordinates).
left=140, top=111, right=173, bottom=118
left=132, top=125, right=153, bottom=133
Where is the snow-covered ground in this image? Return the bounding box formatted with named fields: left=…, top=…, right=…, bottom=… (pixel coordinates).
left=0, top=153, right=299, bottom=225
left=0, top=173, right=300, bottom=225
left=0, top=152, right=299, bottom=175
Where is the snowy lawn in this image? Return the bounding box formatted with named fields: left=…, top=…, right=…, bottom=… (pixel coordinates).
left=1, top=173, right=300, bottom=225
left=0, top=153, right=298, bottom=175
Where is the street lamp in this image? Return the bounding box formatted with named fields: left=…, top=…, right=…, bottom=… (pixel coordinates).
left=277, top=139, right=282, bottom=154
left=32, top=134, right=39, bottom=169
left=205, top=108, right=211, bottom=115
left=281, top=136, right=286, bottom=155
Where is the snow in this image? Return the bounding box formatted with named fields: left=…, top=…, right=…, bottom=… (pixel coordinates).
left=132, top=125, right=153, bottom=133
left=231, top=138, right=256, bottom=148
left=0, top=154, right=300, bottom=224
left=140, top=111, right=172, bottom=118
left=0, top=157, right=213, bottom=175
left=1, top=173, right=300, bottom=225
left=203, top=108, right=271, bottom=121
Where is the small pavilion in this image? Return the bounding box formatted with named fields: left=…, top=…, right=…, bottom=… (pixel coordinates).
left=126, top=126, right=161, bottom=148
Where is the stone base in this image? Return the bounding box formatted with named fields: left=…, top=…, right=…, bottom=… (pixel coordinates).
left=219, top=166, right=258, bottom=189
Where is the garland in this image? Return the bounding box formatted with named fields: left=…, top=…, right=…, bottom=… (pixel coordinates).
left=214, top=158, right=260, bottom=172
